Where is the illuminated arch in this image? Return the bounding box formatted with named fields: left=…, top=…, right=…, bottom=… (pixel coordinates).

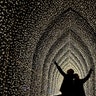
left=31, top=8, right=95, bottom=96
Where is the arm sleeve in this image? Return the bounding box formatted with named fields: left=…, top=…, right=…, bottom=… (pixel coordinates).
left=55, top=63, right=66, bottom=76
left=81, top=69, right=92, bottom=83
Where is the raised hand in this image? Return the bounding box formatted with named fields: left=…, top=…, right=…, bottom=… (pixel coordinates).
left=89, top=68, right=93, bottom=73
left=54, top=61, right=57, bottom=64
left=54, top=61, right=58, bottom=66
left=54, top=61, right=65, bottom=76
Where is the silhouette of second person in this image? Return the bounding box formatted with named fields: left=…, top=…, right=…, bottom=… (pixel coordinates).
left=73, top=69, right=93, bottom=96
left=54, top=61, right=74, bottom=96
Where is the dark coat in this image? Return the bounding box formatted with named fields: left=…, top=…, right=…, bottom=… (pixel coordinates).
left=74, top=70, right=92, bottom=96
left=55, top=64, right=74, bottom=96
left=60, top=74, right=74, bottom=95
left=74, top=79, right=86, bottom=96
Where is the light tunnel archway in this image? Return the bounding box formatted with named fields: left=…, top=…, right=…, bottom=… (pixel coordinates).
left=31, top=8, right=96, bottom=96
left=47, top=31, right=93, bottom=95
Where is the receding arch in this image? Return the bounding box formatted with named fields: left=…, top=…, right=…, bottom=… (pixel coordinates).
left=31, top=8, right=95, bottom=96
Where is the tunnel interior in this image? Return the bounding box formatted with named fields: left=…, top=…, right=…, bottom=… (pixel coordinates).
left=31, top=8, right=96, bottom=96
left=1, top=1, right=96, bottom=96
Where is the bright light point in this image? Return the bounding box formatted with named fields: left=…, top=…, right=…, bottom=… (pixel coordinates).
left=53, top=91, right=62, bottom=96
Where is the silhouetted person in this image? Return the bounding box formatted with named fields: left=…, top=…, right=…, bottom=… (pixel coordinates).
left=54, top=61, right=74, bottom=96
left=73, top=69, right=93, bottom=96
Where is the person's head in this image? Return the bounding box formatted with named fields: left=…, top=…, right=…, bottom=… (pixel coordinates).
left=67, top=69, right=74, bottom=75
left=74, top=73, right=79, bottom=79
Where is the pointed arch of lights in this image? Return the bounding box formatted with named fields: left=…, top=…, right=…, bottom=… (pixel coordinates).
left=31, top=8, right=95, bottom=96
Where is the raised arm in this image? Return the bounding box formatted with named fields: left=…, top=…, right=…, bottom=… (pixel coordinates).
left=81, top=68, right=93, bottom=83
left=54, top=61, right=66, bottom=76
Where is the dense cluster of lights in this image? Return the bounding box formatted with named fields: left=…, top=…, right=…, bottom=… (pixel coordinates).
left=1, top=0, right=96, bottom=96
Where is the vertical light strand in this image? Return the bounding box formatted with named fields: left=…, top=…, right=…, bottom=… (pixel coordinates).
left=68, top=10, right=72, bottom=69
left=68, top=30, right=71, bottom=68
